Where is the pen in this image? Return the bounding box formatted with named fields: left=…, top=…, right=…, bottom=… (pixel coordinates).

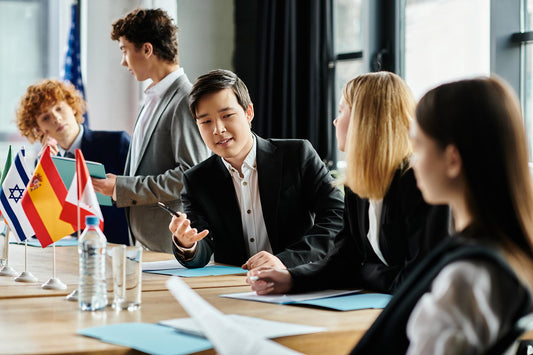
left=157, top=201, right=181, bottom=218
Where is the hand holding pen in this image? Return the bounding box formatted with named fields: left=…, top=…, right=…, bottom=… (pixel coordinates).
left=159, top=202, right=209, bottom=248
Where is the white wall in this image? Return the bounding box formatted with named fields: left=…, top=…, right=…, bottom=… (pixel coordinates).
left=177, top=0, right=235, bottom=83
left=82, top=0, right=234, bottom=134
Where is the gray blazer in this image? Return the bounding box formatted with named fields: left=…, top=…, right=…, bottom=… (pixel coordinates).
left=115, top=73, right=210, bottom=253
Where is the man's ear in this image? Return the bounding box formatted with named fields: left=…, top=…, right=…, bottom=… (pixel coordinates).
left=444, top=144, right=462, bottom=179
left=143, top=42, right=153, bottom=57
left=246, top=103, right=254, bottom=125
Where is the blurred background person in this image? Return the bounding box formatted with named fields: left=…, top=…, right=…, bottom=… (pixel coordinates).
left=16, top=79, right=131, bottom=245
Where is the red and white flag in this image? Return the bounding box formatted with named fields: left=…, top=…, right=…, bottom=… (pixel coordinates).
left=60, top=149, right=103, bottom=231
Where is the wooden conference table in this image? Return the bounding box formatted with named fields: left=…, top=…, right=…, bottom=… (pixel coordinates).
left=0, top=243, right=380, bottom=355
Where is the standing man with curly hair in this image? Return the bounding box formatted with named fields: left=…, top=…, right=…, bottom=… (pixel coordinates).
left=93, top=8, right=209, bottom=253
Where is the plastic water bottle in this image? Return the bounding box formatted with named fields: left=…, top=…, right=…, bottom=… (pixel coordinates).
left=78, top=215, right=107, bottom=311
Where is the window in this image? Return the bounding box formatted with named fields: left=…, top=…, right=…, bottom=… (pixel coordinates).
left=403, top=0, right=490, bottom=99
left=0, top=0, right=60, bottom=166
left=332, top=0, right=364, bottom=170
left=522, top=0, right=533, bottom=159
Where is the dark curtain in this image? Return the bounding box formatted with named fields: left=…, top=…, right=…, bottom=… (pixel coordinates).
left=235, top=0, right=335, bottom=163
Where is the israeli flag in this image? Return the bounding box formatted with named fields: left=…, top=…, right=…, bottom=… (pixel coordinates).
left=0, top=148, right=35, bottom=242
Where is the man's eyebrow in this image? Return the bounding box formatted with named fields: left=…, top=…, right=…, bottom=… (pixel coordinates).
left=196, top=106, right=236, bottom=119
left=218, top=107, right=234, bottom=113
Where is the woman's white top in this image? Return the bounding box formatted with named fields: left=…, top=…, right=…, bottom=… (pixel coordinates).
left=406, top=260, right=525, bottom=355
left=367, top=199, right=388, bottom=266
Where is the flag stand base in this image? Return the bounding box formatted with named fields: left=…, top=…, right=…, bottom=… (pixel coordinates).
left=66, top=288, right=78, bottom=301
left=14, top=271, right=38, bottom=283
left=0, top=265, right=18, bottom=277
left=42, top=277, right=67, bottom=290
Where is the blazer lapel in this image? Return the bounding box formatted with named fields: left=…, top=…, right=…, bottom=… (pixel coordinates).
left=210, top=157, right=248, bottom=257
left=376, top=169, right=402, bottom=262
left=134, top=75, right=189, bottom=175
left=256, top=136, right=283, bottom=250
left=124, top=105, right=145, bottom=175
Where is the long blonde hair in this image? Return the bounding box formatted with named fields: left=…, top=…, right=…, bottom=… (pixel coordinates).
left=343, top=72, right=415, bottom=200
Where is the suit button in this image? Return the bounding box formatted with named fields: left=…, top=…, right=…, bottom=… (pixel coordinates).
left=132, top=200, right=137, bottom=205
left=247, top=209, right=251, bottom=214
left=242, top=181, right=247, bottom=186
left=250, top=237, right=255, bottom=242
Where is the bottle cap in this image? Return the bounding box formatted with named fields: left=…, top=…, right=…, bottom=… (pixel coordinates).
left=85, top=215, right=100, bottom=226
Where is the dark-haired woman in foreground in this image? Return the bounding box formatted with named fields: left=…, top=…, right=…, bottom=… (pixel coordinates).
left=352, top=76, right=533, bottom=354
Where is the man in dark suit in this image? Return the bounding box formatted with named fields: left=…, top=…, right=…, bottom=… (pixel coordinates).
left=15, top=79, right=131, bottom=245
left=170, top=69, right=344, bottom=269
left=81, top=129, right=130, bottom=245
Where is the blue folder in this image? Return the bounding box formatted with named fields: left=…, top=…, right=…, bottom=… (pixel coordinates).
left=51, top=156, right=112, bottom=206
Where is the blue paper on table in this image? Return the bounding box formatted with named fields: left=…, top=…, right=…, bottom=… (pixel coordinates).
left=144, top=265, right=246, bottom=277
left=297, top=293, right=392, bottom=311
left=10, top=237, right=78, bottom=247
left=51, top=155, right=112, bottom=206
left=78, top=323, right=212, bottom=355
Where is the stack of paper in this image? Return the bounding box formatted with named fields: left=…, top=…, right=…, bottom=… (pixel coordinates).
left=219, top=289, right=392, bottom=311
left=166, top=276, right=303, bottom=355
left=159, top=314, right=325, bottom=339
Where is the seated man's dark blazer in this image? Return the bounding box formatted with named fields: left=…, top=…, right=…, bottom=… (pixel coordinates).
left=81, top=128, right=130, bottom=245
left=173, top=135, right=345, bottom=268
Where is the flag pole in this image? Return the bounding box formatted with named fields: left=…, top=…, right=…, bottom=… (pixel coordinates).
left=67, top=151, right=81, bottom=301
left=14, top=239, right=37, bottom=282
left=41, top=243, right=66, bottom=290
left=0, top=226, right=18, bottom=276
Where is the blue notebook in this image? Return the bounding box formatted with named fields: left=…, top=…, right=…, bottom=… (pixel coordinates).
left=51, top=156, right=112, bottom=206
left=144, top=265, right=246, bottom=277
left=78, top=323, right=212, bottom=355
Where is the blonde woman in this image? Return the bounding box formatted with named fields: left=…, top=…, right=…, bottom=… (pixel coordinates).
left=248, top=72, right=450, bottom=295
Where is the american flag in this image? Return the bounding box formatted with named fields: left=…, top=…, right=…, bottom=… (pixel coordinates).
left=62, top=1, right=89, bottom=127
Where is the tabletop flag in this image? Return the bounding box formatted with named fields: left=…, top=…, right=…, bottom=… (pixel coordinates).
left=0, top=147, right=35, bottom=242
left=21, top=146, right=75, bottom=247
left=60, top=149, right=103, bottom=231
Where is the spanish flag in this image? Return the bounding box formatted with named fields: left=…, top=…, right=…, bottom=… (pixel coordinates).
left=21, top=146, right=76, bottom=247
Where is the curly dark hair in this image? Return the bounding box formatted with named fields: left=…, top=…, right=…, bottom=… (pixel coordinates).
left=111, top=8, right=179, bottom=64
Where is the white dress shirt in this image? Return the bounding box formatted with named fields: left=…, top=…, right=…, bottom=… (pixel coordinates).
left=129, top=68, right=184, bottom=175
left=367, top=199, right=388, bottom=266
left=406, top=260, right=524, bottom=355
left=58, top=124, right=83, bottom=157
left=222, top=135, right=272, bottom=258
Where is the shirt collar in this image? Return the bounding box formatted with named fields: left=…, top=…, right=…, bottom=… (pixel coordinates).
left=144, top=67, right=184, bottom=98
left=59, top=124, right=84, bottom=157
left=222, top=134, right=257, bottom=174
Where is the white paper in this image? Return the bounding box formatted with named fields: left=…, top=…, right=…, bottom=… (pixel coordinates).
left=219, top=289, right=360, bottom=304
left=142, top=259, right=185, bottom=271
left=159, top=314, right=326, bottom=339
left=166, top=276, right=302, bottom=355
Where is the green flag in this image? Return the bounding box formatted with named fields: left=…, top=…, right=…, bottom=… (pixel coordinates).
left=1, top=145, right=13, bottom=185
